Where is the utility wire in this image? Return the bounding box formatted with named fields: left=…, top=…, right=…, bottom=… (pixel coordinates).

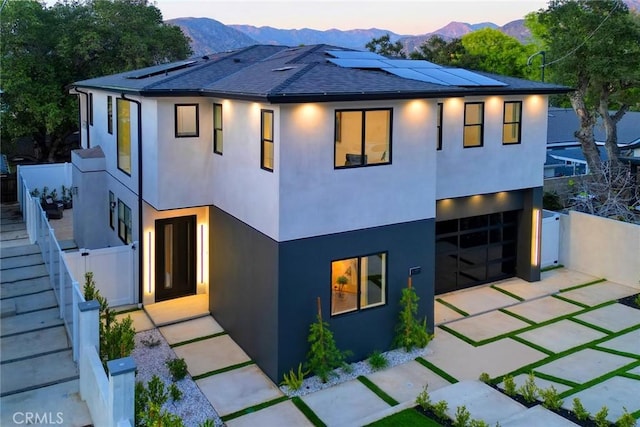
left=545, top=1, right=619, bottom=67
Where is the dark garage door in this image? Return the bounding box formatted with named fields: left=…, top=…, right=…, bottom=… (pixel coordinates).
left=435, top=210, right=518, bottom=294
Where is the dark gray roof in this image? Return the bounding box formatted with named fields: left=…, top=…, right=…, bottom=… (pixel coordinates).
left=71, top=44, right=570, bottom=103
left=548, top=107, right=640, bottom=146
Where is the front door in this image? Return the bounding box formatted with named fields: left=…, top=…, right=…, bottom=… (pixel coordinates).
left=155, top=215, right=196, bottom=301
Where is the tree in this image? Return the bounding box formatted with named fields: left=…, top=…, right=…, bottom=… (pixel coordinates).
left=409, top=36, right=466, bottom=66
left=365, top=33, right=406, bottom=58
left=1, top=0, right=192, bottom=162
left=526, top=0, right=640, bottom=172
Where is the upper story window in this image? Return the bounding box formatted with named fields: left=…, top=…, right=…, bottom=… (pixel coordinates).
left=463, top=102, right=484, bottom=148
left=331, top=252, right=387, bottom=316
left=334, top=108, right=392, bottom=168
left=436, top=103, right=443, bottom=151
left=117, top=199, right=132, bottom=244
left=213, top=103, right=223, bottom=154
left=117, top=98, right=131, bottom=175
left=89, top=93, right=94, bottom=126
left=107, top=96, right=113, bottom=135
left=503, top=101, right=522, bottom=145
left=175, top=104, right=199, bottom=138
left=261, top=109, right=274, bottom=171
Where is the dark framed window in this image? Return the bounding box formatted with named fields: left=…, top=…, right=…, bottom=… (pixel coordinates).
left=502, top=101, right=522, bottom=145
left=213, top=103, right=223, bottom=154
left=175, top=104, right=199, bottom=137
left=89, top=93, right=94, bottom=126
left=436, top=102, right=443, bottom=151
left=109, top=191, right=115, bottom=229
left=117, top=98, right=131, bottom=175
left=117, top=199, right=132, bottom=244
left=261, top=109, right=274, bottom=171
left=463, top=102, right=484, bottom=148
left=334, top=108, right=392, bottom=168
left=331, top=252, right=387, bottom=316
left=107, top=96, right=113, bottom=134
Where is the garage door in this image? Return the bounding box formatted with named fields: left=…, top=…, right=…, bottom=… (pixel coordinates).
left=435, top=210, right=518, bottom=294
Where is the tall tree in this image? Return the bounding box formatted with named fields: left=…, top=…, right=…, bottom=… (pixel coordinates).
left=1, top=0, right=192, bottom=162
left=409, top=36, right=466, bottom=66
left=527, top=0, right=640, bottom=172
left=365, top=33, right=406, bottom=58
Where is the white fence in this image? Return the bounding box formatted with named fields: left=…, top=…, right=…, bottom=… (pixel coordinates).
left=17, top=163, right=72, bottom=219
left=542, top=210, right=561, bottom=268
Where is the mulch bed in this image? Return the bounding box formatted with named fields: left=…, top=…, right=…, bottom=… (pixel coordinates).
left=618, top=293, right=640, bottom=310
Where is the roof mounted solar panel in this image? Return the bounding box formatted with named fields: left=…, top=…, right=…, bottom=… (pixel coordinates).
left=325, top=50, right=386, bottom=59
left=413, top=68, right=479, bottom=86
left=382, top=59, right=442, bottom=69
left=383, top=68, right=450, bottom=85
left=443, top=69, right=508, bottom=86
left=125, top=60, right=197, bottom=79
left=328, top=58, right=388, bottom=68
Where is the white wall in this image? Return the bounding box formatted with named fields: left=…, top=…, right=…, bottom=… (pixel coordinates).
left=436, top=95, right=548, bottom=200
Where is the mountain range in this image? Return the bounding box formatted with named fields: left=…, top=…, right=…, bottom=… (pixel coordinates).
left=166, top=0, right=640, bottom=57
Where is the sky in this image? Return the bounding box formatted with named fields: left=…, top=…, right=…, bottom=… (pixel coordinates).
left=152, top=0, right=550, bottom=34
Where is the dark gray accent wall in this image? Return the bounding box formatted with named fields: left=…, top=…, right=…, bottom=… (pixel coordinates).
left=516, top=187, right=542, bottom=282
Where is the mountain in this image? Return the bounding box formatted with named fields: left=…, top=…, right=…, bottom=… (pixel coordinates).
left=166, top=17, right=258, bottom=56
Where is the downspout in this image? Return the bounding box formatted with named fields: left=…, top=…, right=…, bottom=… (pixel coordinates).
left=122, top=94, right=144, bottom=305
left=73, top=88, right=91, bottom=148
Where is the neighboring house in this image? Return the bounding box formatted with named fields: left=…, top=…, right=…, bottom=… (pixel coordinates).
left=68, top=44, right=569, bottom=382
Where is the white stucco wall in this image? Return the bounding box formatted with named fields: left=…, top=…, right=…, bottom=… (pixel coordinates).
left=436, top=95, right=548, bottom=200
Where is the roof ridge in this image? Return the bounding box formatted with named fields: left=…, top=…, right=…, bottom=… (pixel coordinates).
left=269, top=62, right=319, bottom=95
left=285, top=44, right=328, bottom=64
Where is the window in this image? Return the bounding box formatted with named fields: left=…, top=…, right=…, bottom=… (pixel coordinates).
left=117, top=98, right=131, bottom=175
left=463, top=102, right=484, bottom=148
left=335, top=109, right=392, bottom=168
left=118, top=199, right=132, bottom=244
left=89, top=93, right=93, bottom=126
left=503, top=101, right=522, bottom=145
left=436, top=103, right=443, bottom=151
left=109, top=191, right=115, bottom=229
left=261, top=109, right=274, bottom=171
left=331, top=252, right=387, bottom=316
left=213, top=103, right=223, bottom=154
left=175, top=104, right=199, bottom=137
left=107, top=96, right=113, bottom=134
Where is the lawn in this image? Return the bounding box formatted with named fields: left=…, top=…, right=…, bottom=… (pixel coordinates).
left=366, top=408, right=441, bottom=426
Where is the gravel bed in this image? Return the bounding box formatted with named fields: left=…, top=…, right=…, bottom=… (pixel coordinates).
left=132, top=329, right=223, bottom=427
left=280, top=346, right=433, bottom=397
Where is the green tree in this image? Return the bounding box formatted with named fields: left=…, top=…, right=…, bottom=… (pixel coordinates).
left=526, top=0, right=640, bottom=172
left=366, top=33, right=406, bottom=58
left=1, top=0, right=192, bottom=161
left=409, top=36, right=466, bottom=66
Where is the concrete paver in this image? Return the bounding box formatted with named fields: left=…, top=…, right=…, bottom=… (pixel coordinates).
left=159, top=315, right=224, bottom=345
left=438, top=286, right=520, bottom=316
left=492, top=277, right=553, bottom=300
left=1, top=350, right=77, bottom=396
left=516, top=320, right=607, bottom=353
left=197, top=364, right=283, bottom=417
left=144, top=294, right=209, bottom=326
left=366, top=360, right=451, bottom=404
left=174, top=335, right=250, bottom=377
left=225, top=400, right=313, bottom=427
left=505, top=296, right=583, bottom=323
left=500, top=405, right=579, bottom=426
left=560, top=281, right=639, bottom=307
left=562, top=376, right=640, bottom=422
left=597, top=329, right=640, bottom=355
left=445, top=310, right=530, bottom=342
left=535, top=348, right=636, bottom=384
left=301, top=379, right=390, bottom=427
left=538, top=269, right=601, bottom=293
left=116, top=310, right=154, bottom=332
left=434, top=300, right=465, bottom=324
left=574, top=303, right=640, bottom=332
left=0, top=326, right=69, bottom=362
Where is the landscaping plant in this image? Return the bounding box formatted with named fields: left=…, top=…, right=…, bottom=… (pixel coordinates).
left=431, top=400, right=449, bottom=421
left=453, top=405, right=471, bottom=427
left=367, top=350, right=389, bottom=371
left=518, top=372, right=538, bottom=403
left=594, top=406, right=609, bottom=427
left=393, top=284, right=432, bottom=351
left=280, top=363, right=307, bottom=391
left=168, top=383, right=183, bottom=402
left=572, top=397, right=590, bottom=421
left=539, top=385, right=563, bottom=411
left=415, top=384, right=431, bottom=411
left=502, top=374, right=517, bottom=397
left=616, top=407, right=637, bottom=427
left=166, top=358, right=188, bottom=381
left=478, top=372, right=491, bottom=383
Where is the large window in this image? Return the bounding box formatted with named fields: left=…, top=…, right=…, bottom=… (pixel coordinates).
left=118, top=200, right=132, bottom=244
left=331, top=252, right=387, bottom=316
left=175, top=104, right=199, bottom=137
left=109, top=191, right=115, bottom=229
left=436, top=103, right=443, bottom=151
left=213, top=103, right=223, bottom=154
left=261, top=109, right=274, bottom=171
left=107, top=96, right=113, bottom=135
left=335, top=109, right=392, bottom=168
left=117, top=98, right=131, bottom=175
left=463, top=102, right=484, bottom=148
left=502, top=101, right=522, bottom=145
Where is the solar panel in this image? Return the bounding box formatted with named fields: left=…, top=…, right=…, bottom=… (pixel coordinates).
left=325, top=50, right=386, bottom=60
left=382, top=59, right=441, bottom=69
left=383, top=68, right=450, bottom=85
left=327, top=58, right=389, bottom=68
left=413, top=68, right=479, bottom=86
left=444, top=69, right=508, bottom=86
left=126, top=60, right=197, bottom=79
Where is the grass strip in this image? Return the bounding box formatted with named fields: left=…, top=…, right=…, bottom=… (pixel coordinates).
left=591, top=345, right=640, bottom=360
left=567, top=317, right=614, bottom=335
left=358, top=376, right=399, bottom=406
left=510, top=335, right=555, bottom=356
left=114, top=307, right=141, bottom=315
left=191, top=360, right=255, bottom=380
left=415, top=357, right=458, bottom=384
left=220, top=395, right=289, bottom=422
left=551, top=294, right=590, bottom=309
left=435, top=298, right=469, bottom=317
left=619, top=372, right=640, bottom=381
left=365, top=408, right=442, bottom=426
left=491, top=285, right=525, bottom=301
left=437, top=324, right=477, bottom=346
left=541, top=264, right=564, bottom=272
left=557, top=278, right=607, bottom=293
left=170, top=331, right=228, bottom=348
left=532, top=371, right=580, bottom=388
left=499, top=308, right=537, bottom=326
left=558, top=360, right=640, bottom=399
left=292, top=396, right=326, bottom=427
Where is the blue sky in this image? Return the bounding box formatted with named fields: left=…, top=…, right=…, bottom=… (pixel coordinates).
left=154, top=0, right=549, bottom=34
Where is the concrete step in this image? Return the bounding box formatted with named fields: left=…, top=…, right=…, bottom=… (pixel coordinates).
left=1, top=276, right=52, bottom=300
left=0, top=244, right=41, bottom=258
left=0, top=299, right=16, bottom=317
left=10, top=289, right=58, bottom=314
left=0, top=253, right=44, bottom=270
left=1, top=325, right=70, bottom=363
left=0, top=223, right=27, bottom=233
left=1, top=307, right=63, bottom=337
left=0, top=349, right=78, bottom=397
left=0, top=264, right=48, bottom=283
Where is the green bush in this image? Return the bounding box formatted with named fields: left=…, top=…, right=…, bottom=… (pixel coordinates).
left=135, top=376, right=170, bottom=427
left=415, top=384, right=431, bottom=411
left=367, top=350, right=389, bottom=371
left=166, top=358, right=188, bottom=381
left=543, top=191, right=564, bottom=211
left=478, top=372, right=491, bottom=383
left=137, top=402, right=184, bottom=427
left=393, top=286, right=432, bottom=351
left=634, top=294, right=640, bottom=308
left=306, top=311, right=350, bottom=383
left=431, top=400, right=449, bottom=421
left=169, top=383, right=182, bottom=402
left=469, top=420, right=489, bottom=427
left=502, top=374, right=517, bottom=397
left=594, top=406, right=609, bottom=427
left=572, top=398, right=590, bottom=421
left=616, top=407, right=637, bottom=427
left=539, top=385, right=563, bottom=411
left=280, top=363, right=307, bottom=391
left=518, top=372, right=538, bottom=403
left=453, top=405, right=471, bottom=427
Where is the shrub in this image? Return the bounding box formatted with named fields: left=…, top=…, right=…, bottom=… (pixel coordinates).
left=469, top=420, right=489, bottom=427
left=453, top=405, right=471, bottom=427
left=616, top=407, right=637, bottom=427
left=280, top=363, right=307, bottom=391
left=393, top=286, right=433, bottom=351
left=543, top=191, right=564, bottom=211
left=502, top=374, right=517, bottom=397
left=594, top=406, right=609, bottom=427
left=478, top=372, right=491, bottom=383
left=367, top=350, right=388, bottom=371
left=539, top=385, right=563, bottom=411
left=431, top=400, right=449, bottom=421
left=138, top=402, right=184, bottom=427
left=518, top=372, right=538, bottom=403
left=634, top=294, right=640, bottom=308
left=572, top=398, right=590, bottom=421
left=169, top=383, right=182, bottom=402
left=135, top=375, right=170, bottom=427
left=166, top=358, right=188, bottom=381
left=415, top=384, right=431, bottom=411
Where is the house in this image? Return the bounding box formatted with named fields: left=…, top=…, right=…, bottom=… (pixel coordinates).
left=68, top=44, right=569, bottom=382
